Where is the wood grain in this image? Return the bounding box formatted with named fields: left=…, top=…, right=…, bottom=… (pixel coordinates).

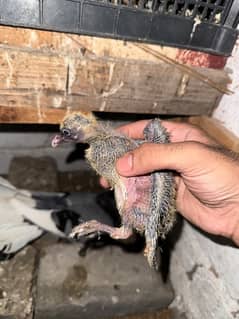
left=189, top=116, right=239, bottom=153
left=0, top=26, right=230, bottom=123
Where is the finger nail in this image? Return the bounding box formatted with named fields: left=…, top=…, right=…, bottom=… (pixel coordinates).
left=117, top=153, right=133, bottom=174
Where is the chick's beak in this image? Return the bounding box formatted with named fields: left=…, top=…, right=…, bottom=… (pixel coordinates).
left=51, top=134, right=63, bottom=148
left=52, top=131, right=81, bottom=148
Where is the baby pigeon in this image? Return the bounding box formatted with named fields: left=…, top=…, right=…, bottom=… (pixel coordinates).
left=52, top=112, right=176, bottom=269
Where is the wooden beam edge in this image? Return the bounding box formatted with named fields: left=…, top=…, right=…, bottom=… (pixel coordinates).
left=0, top=106, right=67, bottom=124
left=189, top=116, right=239, bottom=153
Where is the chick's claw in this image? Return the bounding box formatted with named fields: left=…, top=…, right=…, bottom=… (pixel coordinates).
left=70, top=220, right=103, bottom=238
left=70, top=220, right=133, bottom=240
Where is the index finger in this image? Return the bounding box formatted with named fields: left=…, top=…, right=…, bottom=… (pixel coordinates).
left=116, top=120, right=150, bottom=139
left=162, top=121, right=216, bottom=144
left=116, top=119, right=198, bottom=140
left=117, top=119, right=214, bottom=145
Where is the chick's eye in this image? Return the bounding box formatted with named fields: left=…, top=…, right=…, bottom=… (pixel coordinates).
left=62, top=128, right=71, bottom=137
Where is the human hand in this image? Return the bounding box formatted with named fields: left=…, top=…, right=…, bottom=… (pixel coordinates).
left=111, top=120, right=239, bottom=245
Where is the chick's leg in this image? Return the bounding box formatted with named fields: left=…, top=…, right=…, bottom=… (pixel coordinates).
left=144, top=235, right=160, bottom=270
left=70, top=220, right=133, bottom=240
left=143, top=119, right=169, bottom=144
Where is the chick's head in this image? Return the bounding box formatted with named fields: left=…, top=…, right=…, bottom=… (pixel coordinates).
left=52, top=112, right=97, bottom=147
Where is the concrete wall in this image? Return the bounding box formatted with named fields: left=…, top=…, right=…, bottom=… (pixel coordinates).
left=170, top=222, right=239, bottom=319
left=0, top=131, right=84, bottom=174
left=170, top=40, right=239, bottom=319
left=0, top=119, right=128, bottom=175
left=0, top=119, right=129, bottom=175
left=213, top=40, right=239, bottom=137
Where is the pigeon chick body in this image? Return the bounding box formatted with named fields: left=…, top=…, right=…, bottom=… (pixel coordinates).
left=52, top=112, right=176, bottom=269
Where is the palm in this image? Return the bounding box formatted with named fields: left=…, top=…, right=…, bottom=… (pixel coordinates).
left=117, top=120, right=239, bottom=239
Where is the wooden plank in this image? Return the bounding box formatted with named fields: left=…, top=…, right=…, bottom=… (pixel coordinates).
left=0, top=51, right=67, bottom=91
left=0, top=25, right=226, bottom=68
left=0, top=26, right=177, bottom=64
left=0, top=106, right=67, bottom=124
left=0, top=45, right=230, bottom=123
left=189, top=116, right=239, bottom=153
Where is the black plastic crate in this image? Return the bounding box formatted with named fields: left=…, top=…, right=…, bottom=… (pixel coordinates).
left=0, top=0, right=238, bottom=55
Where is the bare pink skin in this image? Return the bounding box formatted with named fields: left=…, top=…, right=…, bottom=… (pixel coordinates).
left=51, top=135, right=62, bottom=148
left=71, top=175, right=152, bottom=239
left=123, top=176, right=152, bottom=230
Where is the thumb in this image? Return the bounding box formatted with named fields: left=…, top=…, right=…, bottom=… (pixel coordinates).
left=116, top=141, right=207, bottom=176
